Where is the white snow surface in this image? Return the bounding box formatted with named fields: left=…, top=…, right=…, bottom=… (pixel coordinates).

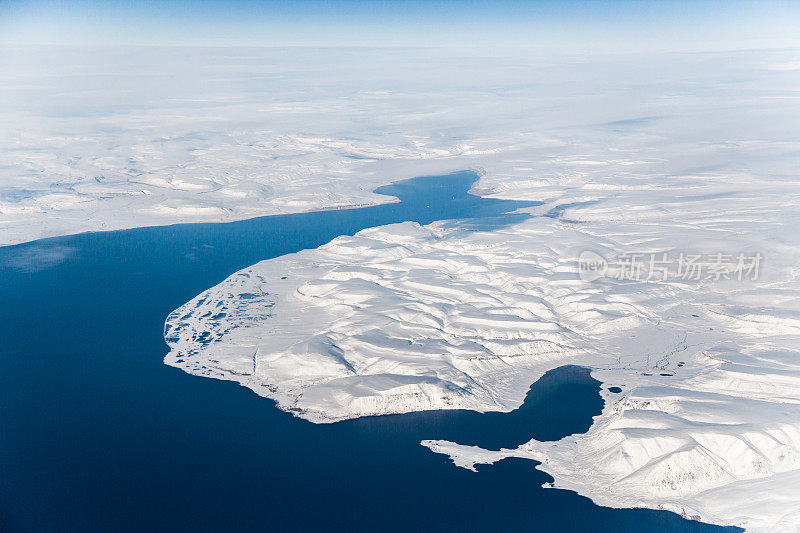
left=163, top=47, right=800, bottom=532
left=6, top=45, right=800, bottom=531
left=2, top=46, right=798, bottom=246
left=165, top=171, right=800, bottom=531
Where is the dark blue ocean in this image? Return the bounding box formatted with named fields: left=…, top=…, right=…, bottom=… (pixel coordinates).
left=0, top=172, right=738, bottom=532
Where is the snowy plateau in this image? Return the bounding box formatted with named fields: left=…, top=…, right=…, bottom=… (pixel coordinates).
left=5, top=47, right=800, bottom=531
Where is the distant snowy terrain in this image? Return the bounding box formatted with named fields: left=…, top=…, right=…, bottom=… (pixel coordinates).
left=2, top=47, right=798, bottom=245
left=6, top=46, right=800, bottom=531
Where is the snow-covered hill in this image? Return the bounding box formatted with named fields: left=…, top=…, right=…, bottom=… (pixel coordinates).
left=165, top=157, right=800, bottom=530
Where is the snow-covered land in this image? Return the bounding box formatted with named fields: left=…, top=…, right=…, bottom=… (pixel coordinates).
left=166, top=164, right=800, bottom=530
left=162, top=48, right=800, bottom=531
left=6, top=45, right=800, bottom=531
left=3, top=46, right=797, bottom=245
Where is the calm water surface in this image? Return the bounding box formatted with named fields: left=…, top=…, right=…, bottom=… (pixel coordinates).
left=0, top=172, right=739, bottom=532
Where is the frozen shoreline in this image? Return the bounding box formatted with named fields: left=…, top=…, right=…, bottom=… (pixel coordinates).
left=164, top=163, right=800, bottom=531
left=6, top=46, right=800, bottom=531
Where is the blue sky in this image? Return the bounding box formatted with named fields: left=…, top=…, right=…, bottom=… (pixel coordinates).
left=1, top=0, right=799, bottom=50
